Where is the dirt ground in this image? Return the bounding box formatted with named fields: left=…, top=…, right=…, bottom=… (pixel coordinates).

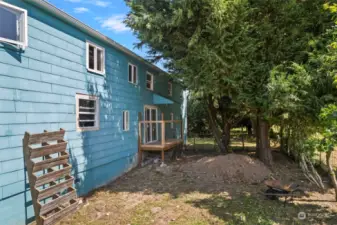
left=58, top=150, right=337, bottom=225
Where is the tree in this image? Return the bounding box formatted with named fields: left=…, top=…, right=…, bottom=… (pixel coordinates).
left=317, top=105, right=337, bottom=200
left=125, top=0, right=332, bottom=165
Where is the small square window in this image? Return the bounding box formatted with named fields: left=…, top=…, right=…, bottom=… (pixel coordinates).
left=146, top=72, right=154, bottom=90
left=0, top=2, right=28, bottom=49
left=128, top=63, right=138, bottom=84
left=86, top=41, right=105, bottom=75
left=123, top=111, right=130, bottom=131
left=168, top=82, right=173, bottom=96
left=76, top=94, right=100, bottom=131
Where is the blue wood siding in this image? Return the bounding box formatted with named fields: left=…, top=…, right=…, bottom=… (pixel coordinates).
left=0, top=0, right=185, bottom=224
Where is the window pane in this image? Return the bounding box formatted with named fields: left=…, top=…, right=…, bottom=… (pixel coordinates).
left=79, top=114, right=95, bottom=121
left=123, top=112, right=126, bottom=130
left=79, top=99, right=95, bottom=108
left=128, top=65, right=132, bottom=82
left=88, top=45, right=95, bottom=70
left=133, top=66, right=137, bottom=83
left=79, top=107, right=95, bottom=113
left=146, top=81, right=151, bottom=89
left=97, top=49, right=102, bottom=71
left=0, top=6, right=18, bottom=41
left=79, top=121, right=95, bottom=127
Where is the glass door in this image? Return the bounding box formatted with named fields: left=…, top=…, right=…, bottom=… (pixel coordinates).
left=144, top=106, right=158, bottom=143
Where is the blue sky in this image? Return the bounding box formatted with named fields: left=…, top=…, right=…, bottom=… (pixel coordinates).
left=47, top=0, right=150, bottom=62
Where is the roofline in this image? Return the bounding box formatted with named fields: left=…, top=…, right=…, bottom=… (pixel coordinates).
left=23, top=0, right=167, bottom=75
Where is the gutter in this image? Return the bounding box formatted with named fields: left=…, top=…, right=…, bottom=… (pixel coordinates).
left=23, top=0, right=167, bottom=75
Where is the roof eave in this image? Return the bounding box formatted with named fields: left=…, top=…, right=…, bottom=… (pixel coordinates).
left=23, top=0, right=167, bottom=75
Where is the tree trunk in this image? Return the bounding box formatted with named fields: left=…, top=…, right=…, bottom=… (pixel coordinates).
left=257, top=116, right=273, bottom=166
left=207, top=104, right=226, bottom=153
left=222, top=122, right=231, bottom=153
left=256, top=115, right=260, bottom=156
left=280, top=125, right=285, bottom=153
left=326, top=151, right=337, bottom=201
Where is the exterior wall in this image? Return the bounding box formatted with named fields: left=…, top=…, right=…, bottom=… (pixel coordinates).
left=0, top=0, right=185, bottom=224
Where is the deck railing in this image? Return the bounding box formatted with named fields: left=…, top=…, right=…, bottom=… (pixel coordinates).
left=138, top=112, right=183, bottom=147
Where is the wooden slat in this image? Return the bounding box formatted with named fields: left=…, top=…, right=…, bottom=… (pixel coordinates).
left=28, top=129, right=65, bottom=145
left=35, top=166, right=72, bottom=187
left=30, top=141, right=67, bottom=158
left=33, top=152, right=69, bottom=172
left=37, top=176, right=74, bottom=201
left=41, top=200, right=79, bottom=225
left=39, top=188, right=77, bottom=215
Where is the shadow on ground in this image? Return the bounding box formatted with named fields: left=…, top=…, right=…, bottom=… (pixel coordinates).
left=58, top=150, right=337, bottom=225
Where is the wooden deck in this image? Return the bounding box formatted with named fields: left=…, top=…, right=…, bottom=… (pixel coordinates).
left=140, top=139, right=183, bottom=151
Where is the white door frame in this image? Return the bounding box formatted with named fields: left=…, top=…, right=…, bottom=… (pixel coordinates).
left=144, top=105, right=159, bottom=143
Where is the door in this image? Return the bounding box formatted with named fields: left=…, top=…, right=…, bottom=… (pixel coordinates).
left=144, top=106, right=158, bottom=143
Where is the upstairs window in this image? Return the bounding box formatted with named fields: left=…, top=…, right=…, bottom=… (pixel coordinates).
left=0, top=2, right=28, bottom=49
left=168, top=82, right=173, bottom=96
left=86, top=41, right=105, bottom=75
left=76, top=94, right=100, bottom=131
left=128, top=63, right=137, bottom=84
left=123, top=111, right=130, bottom=131
left=146, top=72, right=154, bottom=90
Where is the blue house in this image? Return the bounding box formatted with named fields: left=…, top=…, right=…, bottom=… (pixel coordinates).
left=0, top=0, right=187, bottom=224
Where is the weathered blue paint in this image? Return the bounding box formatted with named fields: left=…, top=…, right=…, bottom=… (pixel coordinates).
left=0, top=0, right=186, bottom=224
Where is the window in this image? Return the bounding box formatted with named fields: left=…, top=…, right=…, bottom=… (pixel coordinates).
left=0, top=2, right=28, bottom=49
left=168, top=82, right=173, bottom=96
left=76, top=94, right=100, bottom=131
left=146, top=72, right=154, bottom=90
left=170, top=113, right=174, bottom=129
left=86, top=41, right=105, bottom=75
left=123, top=111, right=130, bottom=131
left=128, top=63, right=137, bottom=84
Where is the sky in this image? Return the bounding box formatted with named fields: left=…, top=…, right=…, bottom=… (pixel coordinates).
left=47, top=0, right=152, bottom=64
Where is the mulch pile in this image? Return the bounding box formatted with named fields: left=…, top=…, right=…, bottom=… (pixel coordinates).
left=180, top=154, right=271, bottom=184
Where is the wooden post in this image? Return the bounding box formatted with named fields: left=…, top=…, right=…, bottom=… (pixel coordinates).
left=138, top=112, right=142, bottom=167
left=161, top=112, right=165, bottom=147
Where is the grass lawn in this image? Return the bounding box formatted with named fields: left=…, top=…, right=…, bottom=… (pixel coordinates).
left=57, top=150, right=337, bottom=225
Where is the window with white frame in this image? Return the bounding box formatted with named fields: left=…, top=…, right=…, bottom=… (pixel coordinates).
left=76, top=94, right=100, bottom=131
left=123, top=111, right=130, bottom=131
left=128, top=63, right=137, bottom=84
left=146, top=72, right=154, bottom=90
left=170, top=113, right=174, bottom=129
left=168, top=82, right=173, bottom=96
left=0, top=2, right=28, bottom=49
left=86, top=41, right=105, bottom=75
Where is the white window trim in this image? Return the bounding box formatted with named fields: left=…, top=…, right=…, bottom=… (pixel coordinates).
left=170, top=113, right=174, bottom=129
left=0, top=1, right=28, bottom=49
left=146, top=72, right=154, bottom=90
left=168, top=82, right=173, bottom=96
left=123, top=111, right=130, bottom=131
left=76, top=93, right=100, bottom=132
left=128, top=63, right=138, bottom=85
left=86, top=41, right=105, bottom=76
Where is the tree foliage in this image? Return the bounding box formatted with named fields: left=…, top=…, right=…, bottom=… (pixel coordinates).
left=125, top=0, right=336, bottom=165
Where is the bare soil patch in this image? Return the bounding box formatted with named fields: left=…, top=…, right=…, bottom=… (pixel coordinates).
left=58, top=150, right=337, bottom=225
left=181, top=154, right=271, bottom=184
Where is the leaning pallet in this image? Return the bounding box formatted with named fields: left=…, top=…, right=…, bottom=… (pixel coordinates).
left=23, top=129, right=79, bottom=225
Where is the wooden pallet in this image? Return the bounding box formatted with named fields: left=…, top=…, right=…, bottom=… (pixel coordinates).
left=23, top=129, right=79, bottom=225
